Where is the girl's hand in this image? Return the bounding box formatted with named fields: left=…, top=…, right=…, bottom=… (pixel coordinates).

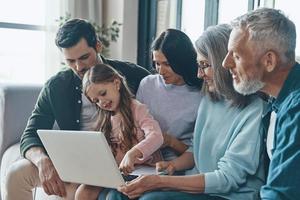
left=156, top=161, right=176, bottom=175
left=119, top=148, right=142, bottom=175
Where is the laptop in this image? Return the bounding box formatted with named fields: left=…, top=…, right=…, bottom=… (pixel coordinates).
left=37, top=130, right=156, bottom=189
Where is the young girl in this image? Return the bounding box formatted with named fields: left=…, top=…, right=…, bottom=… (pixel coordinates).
left=75, top=63, right=163, bottom=200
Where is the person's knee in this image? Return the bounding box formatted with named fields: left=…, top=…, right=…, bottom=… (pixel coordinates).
left=4, top=159, right=36, bottom=190
left=64, top=183, right=79, bottom=200
left=75, top=185, right=88, bottom=200
left=75, top=184, right=100, bottom=200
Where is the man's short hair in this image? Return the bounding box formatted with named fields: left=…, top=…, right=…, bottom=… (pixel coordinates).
left=231, top=8, right=296, bottom=61
left=55, top=18, right=98, bottom=50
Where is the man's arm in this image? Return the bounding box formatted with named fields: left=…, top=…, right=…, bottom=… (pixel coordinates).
left=25, top=147, right=48, bottom=166
left=20, top=85, right=55, bottom=156
left=25, top=147, right=66, bottom=197
left=21, top=69, right=80, bottom=156
left=20, top=81, right=66, bottom=197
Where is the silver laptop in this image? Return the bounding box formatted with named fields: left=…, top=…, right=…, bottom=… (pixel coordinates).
left=37, top=130, right=151, bottom=189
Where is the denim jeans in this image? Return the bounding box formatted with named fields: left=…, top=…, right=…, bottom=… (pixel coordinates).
left=100, top=189, right=226, bottom=200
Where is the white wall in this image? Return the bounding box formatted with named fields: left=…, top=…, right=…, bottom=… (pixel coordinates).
left=103, top=0, right=138, bottom=63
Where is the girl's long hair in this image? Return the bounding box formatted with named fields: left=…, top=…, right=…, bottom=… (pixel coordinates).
left=82, top=64, right=137, bottom=152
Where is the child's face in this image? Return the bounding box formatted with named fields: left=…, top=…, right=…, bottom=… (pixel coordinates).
left=86, top=79, right=121, bottom=113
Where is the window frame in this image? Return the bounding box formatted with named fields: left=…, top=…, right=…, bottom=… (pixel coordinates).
left=0, top=22, right=45, bottom=31
left=137, top=0, right=283, bottom=69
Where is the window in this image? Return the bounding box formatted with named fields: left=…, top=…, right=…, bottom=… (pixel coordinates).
left=139, top=0, right=300, bottom=68
left=181, top=0, right=205, bottom=43
left=254, top=0, right=300, bottom=59
left=0, top=0, right=61, bottom=84
left=218, top=0, right=248, bottom=24
left=156, top=0, right=179, bottom=36
left=0, top=29, right=46, bottom=83
left=154, top=0, right=206, bottom=43
left=274, top=0, right=300, bottom=58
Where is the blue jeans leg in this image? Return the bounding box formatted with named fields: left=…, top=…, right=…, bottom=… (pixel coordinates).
left=99, top=189, right=226, bottom=200
left=139, top=191, right=226, bottom=200
left=99, top=189, right=131, bottom=200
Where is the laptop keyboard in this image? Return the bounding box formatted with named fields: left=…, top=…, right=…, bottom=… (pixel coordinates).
left=122, top=174, right=138, bottom=182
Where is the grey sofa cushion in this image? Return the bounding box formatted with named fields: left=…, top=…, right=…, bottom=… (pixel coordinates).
left=0, top=83, right=42, bottom=161
left=0, top=83, right=70, bottom=199
left=0, top=83, right=42, bottom=200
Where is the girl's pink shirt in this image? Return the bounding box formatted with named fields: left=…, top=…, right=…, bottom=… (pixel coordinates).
left=110, top=99, right=163, bottom=165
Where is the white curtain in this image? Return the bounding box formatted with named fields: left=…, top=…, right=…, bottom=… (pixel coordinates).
left=44, top=0, right=103, bottom=80
left=68, top=0, right=103, bottom=24
left=156, top=0, right=178, bottom=37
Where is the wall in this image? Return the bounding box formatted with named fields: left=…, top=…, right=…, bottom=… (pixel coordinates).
left=103, top=0, right=138, bottom=63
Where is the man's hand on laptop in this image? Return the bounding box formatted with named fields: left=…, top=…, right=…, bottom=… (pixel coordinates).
left=25, top=146, right=67, bottom=197
left=119, top=148, right=143, bottom=175
left=37, top=156, right=66, bottom=197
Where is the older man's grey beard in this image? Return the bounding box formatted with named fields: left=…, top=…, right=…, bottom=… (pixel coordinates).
left=233, top=78, right=265, bottom=95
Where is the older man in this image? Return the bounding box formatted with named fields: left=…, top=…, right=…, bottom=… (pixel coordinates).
left=223, top=8, right=300, bottom=200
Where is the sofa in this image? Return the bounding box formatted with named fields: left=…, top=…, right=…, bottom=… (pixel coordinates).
left=0, top=83, right=61, bottom=200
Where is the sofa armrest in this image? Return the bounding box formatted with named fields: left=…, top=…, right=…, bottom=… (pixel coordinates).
left=0, top=83, right=42, bottom=161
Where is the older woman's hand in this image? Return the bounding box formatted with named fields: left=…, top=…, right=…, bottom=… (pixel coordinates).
left=118, top=175, right=160, bottom=199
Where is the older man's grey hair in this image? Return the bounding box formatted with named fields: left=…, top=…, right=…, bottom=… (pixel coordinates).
left=231, top=8, right=296, bottom=62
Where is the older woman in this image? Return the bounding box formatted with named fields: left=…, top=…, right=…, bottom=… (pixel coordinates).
left=108, top=24, right=266, bottom=200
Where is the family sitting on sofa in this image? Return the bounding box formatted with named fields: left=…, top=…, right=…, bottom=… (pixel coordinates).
left=2, top=7, right=300, bottom=200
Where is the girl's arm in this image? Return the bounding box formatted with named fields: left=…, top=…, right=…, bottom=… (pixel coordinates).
left=119, top=147, right=143, bottom=175
left=132, top=101, right=164, bottom=160
left=119, top=101, right=163, bottom=174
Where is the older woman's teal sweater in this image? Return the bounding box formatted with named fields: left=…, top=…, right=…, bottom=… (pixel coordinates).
left=190, top=95, right=266, bottom=200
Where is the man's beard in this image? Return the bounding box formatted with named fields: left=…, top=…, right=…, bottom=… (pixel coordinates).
left=233, top=77, right=265, bottom=95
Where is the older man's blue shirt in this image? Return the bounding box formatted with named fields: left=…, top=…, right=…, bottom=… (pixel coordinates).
left=261, top=63, right=300, bottom=200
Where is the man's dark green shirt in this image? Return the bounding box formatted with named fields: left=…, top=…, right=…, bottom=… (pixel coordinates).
left=20, top=57, right=150, bottom=156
